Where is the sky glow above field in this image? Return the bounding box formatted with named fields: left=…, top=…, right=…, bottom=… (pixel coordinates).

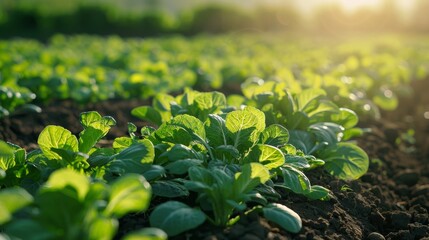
left=338, top=0, right=381, bottom=12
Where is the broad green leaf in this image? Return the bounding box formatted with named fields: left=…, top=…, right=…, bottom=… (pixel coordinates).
left=214, top=145, right=240, bottom=161
left=80, top=111, right=103, bottom=128
left=152, top=180, right=189, bottom=198
left=113, top=137, right=134, bottom=151
left=263, top=203, right=302, bottom=233
left=281, top=144, right=297, bottom=155
left=281, top=166, right=311, bottom=194
left=155, top=125, right=192, bottom=145
left=0, top=141, right=14, bottom=158
left=241, top=77, right=266, bottom=99
left=105, top=174, right=151, bottom=217
left=320, top=143, right=369, bottom=180
left=186, top=167, right=214, bottom=191
left=165, top=159, right=203, bottom=175
left=330, top=108, right=359, bottom=129
left=123, top=228, right=167, bottom=240
left=373, top=88, right=398, bottom=111
left=38, top=125, right=78, bottom=160
left=159, top=144, right=202, bottom=162
left=141, top=126, right=156, bottom=137
left=284, top=155, right=311, bottom=169
left=80, top=111, right=116, bottom=134
left=115, top=140, right=155, bottom=164
left=243, top=106, right=265, bottom=133
left=225, top=108, right=264, bottom=152
left=227, top=94, right=245, bottom=108
left=128, top=122, right=138, bottom=135
left=178, top=88, right=197, bottom=107
left=44, top=168, right=89, bottom=200
left=309, top=122, right=344, bottom=145
left=287, top=112, right=309, bottom=130
left=211, top=168, right=235, bottom=188
left=288, top=130, right=316, bottom=154
left=205, top=114, right=227, bottom=147
left=88, top=217, right=118, bottom=240
left=149, top=201, right=206, bottom=236
left=142, top=165, right=165, bottom=181
left=307, top=99, right=339, bottom=119
left=132, top=106, right=163, bottom=126
left=278, top=91, right=295, bottom=117
left=36, top=191, right=84, bottom=234
left=0, top=141, right=15, bottom=170
left=304, top=185, right=330, bottom=200
left=170, top=114, right=206, bottom=140
left=193, top=91, right=226, bottom=119
left=87, top=149, right=115, bottom=167
left=0, top=187, right=33, bottom=224
left=107, top=141, right=155, bottom=177
left=4, top=219, right=57, bottom=240
left=295, top=89, right=326, bottom=113
left=153, top=94, right=175, bottom=112
left=233, top=163, right=270, bottom=195
left=50, top=148, right=82, bottom=167
left=79, top=126, right=104, bottom=154
left=260, top=124, right=289, bottom=147
left=342, top=128, right=365, bottom=141
left=244, top=144, right=285, bottom=170
left=241, top=79, right=285, bottom=100
left=85, top=182, right=108, bottom=205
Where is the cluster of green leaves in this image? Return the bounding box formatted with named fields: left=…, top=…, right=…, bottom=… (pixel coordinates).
left=1, top=35, right=428, bottom=118
left=239, top=79, right=369, bottom=180
left=0, top=112, right=167, bottom=239
left=129, top=88, right=368, bottom=235
left=0, top=86, right=40, bottom=118
left=0, top=78, right=375, bottom=239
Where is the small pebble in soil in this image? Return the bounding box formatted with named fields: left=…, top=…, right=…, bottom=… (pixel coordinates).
left=386, top=230, right=412, bottom=240
left=410, top=222, right=429, bottom=239
left=389, top=211, right=411, bottom=229
left=367, top=232, right=385, bottom=240
left=393, top=170, right=419, bottom=186
left=240, top=233, right=261, bottom=240
left=412, top=184, right=429, bottom=197
left=414, top=213, right=429, bottom=224
left=410, top=195, right=429, bottom=209
left=370, top=210, right=386, bottom=228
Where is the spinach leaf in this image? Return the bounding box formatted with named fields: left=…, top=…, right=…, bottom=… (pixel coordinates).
left=320, top=142, right=369, bottom=180
left=149, top=201, right=206, bottom=237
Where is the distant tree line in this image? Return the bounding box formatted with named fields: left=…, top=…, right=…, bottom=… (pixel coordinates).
left=0, top=1, right=428, bottom=40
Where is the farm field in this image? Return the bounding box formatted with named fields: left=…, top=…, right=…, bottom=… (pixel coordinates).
left=1, top=33, right=429, bottom=240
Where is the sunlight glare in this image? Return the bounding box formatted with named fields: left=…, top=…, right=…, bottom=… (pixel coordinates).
left=339, top=0, right=382, bottom=12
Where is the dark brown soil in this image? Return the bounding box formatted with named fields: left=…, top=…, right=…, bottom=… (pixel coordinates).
left=1, top=80, right=428, bottom=240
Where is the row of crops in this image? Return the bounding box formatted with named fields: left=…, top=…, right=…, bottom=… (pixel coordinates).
left=1, top=34, right=429, bottom=239
left=2, top=34, right=429, bottom=118
left=1, top=85, right=369, bottom=238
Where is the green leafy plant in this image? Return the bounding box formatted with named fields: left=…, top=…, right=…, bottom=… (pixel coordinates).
left=1, top=168, right=159, bottom=240
left=0, top=86, right=41, bottom=118
left=240, top=79, right=369, bottom=180
left=132, top=88, right=227, bottom=125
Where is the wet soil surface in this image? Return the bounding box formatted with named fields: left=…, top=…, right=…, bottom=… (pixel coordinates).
left=1, top=80, right=428, bottom=240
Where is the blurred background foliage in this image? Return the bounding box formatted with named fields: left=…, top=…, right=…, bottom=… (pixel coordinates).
left=0, top=0, right=428, bottom=40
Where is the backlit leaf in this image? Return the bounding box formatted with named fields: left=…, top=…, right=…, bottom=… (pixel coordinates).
left=320, top=143, right=369, bottom=180
left=38, top=125, right=78, bottom=160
